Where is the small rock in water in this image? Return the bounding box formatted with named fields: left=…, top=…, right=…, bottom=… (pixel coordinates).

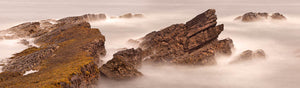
left=230, top=49, right=266, bottom=64
left=271, top=13, right=287, bottom=20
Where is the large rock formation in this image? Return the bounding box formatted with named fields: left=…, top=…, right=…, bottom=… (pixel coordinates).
left=235, top=12, right=287, bottom=22
left=230, top=49, right=266, bottom=64
left=100, top=48, right=143, bottom=80
left=139, top=9, right=233, bottom=65
left=0, top=22, right=106, bottom=88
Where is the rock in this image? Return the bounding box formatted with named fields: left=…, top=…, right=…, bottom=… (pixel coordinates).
left=0, top=22, right=106, bottom=88
left=235, top=12, right=286, bottom=22
left=271, top=13, right=287, bottom=20
left=133, top=14, right=144, bottom=18
left=82, top=14, right=107, bottom=22
left=127, top=39, right=140, bottom=47
left=18, top=39, right=30, bottom=46
left=100, top=48, right=143, bottom=80
left=230, top=49, right=266, bottom=64
left=139, top=9, right=233, bottom=65
left=119, top=13, right=133, bottom=18
left=0, top=22, right=43, bottom=39
left=58, top=14, right=106, bottom=24
left=0, top=19, right=56, bottom=40
left=0, top=71, right=22, bottom=82
left=119, top=13, right=144, bottom=18
left=2, top=45, right=58, bottom=73
left=253, top=49, right=266, bottom=58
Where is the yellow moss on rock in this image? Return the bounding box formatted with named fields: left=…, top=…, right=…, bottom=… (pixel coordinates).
left=0, top=22, right=105, bottom=88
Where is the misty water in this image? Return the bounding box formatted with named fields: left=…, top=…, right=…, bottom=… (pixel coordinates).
left=0, top=0, right=300, bottom=88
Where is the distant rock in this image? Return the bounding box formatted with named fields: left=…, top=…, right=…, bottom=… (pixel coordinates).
left=230, top=49, right=266, bottom=64
left=235, top=12, right=287, bottom=22
left=271, top=13, right=287, bottom=20
left=58, top=13, right=106, bottom=24
left=119, top=13, right=144, bottom=18
left=100, top=48, right=143, bottom=80
left=138, top=9, right=233, bottom=65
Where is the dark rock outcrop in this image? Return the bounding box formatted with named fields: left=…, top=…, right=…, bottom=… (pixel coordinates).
left=0, top=22, right=106, bottom=88
left=100, top=48, right=143, bottom=80
left=139, top=9, right=233, bottom=65
left=230, top=49, right=266, bottom=64
left=235, top=12, right=287, bottom=22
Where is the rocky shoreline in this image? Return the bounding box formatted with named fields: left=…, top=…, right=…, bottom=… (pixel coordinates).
left=0, top=9, right=266, bottom=87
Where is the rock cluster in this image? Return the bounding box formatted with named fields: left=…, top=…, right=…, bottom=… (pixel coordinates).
left=235, top=12, right=287, bottom=22
left=230, top=49, right=266, bottom=64
left=98, top=9, right=234, bottom=80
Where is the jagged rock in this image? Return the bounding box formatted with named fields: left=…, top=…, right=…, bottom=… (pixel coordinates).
left=100, top=48, right=143, bottom=80
left=0, top=22, right=106, bottom=88
left=139, top=9, right=233, bottom=65
left=271, top=13, right=287, bottom=20
left=230, top=49, right=266, bottom=64
left=235, top=12, right=286, bottom=22
left=119, top=13, right=144, bottom=18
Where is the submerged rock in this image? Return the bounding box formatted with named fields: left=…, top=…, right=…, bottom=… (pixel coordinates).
left=139, top=9, right=233, bottom=65
left=230, top=49, right=266, bottom=64
left=0, top=22, right=106, bottom=88
left=100, top=48, right=143, bottom=80
left=235, top=12, right=286, bottom=22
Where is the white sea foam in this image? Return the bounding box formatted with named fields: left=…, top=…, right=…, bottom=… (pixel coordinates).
left=23, top=70, right=39, bottom=76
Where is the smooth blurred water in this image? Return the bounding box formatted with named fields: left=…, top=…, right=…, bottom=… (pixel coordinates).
left=0, top=0, right=300, bottom=88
